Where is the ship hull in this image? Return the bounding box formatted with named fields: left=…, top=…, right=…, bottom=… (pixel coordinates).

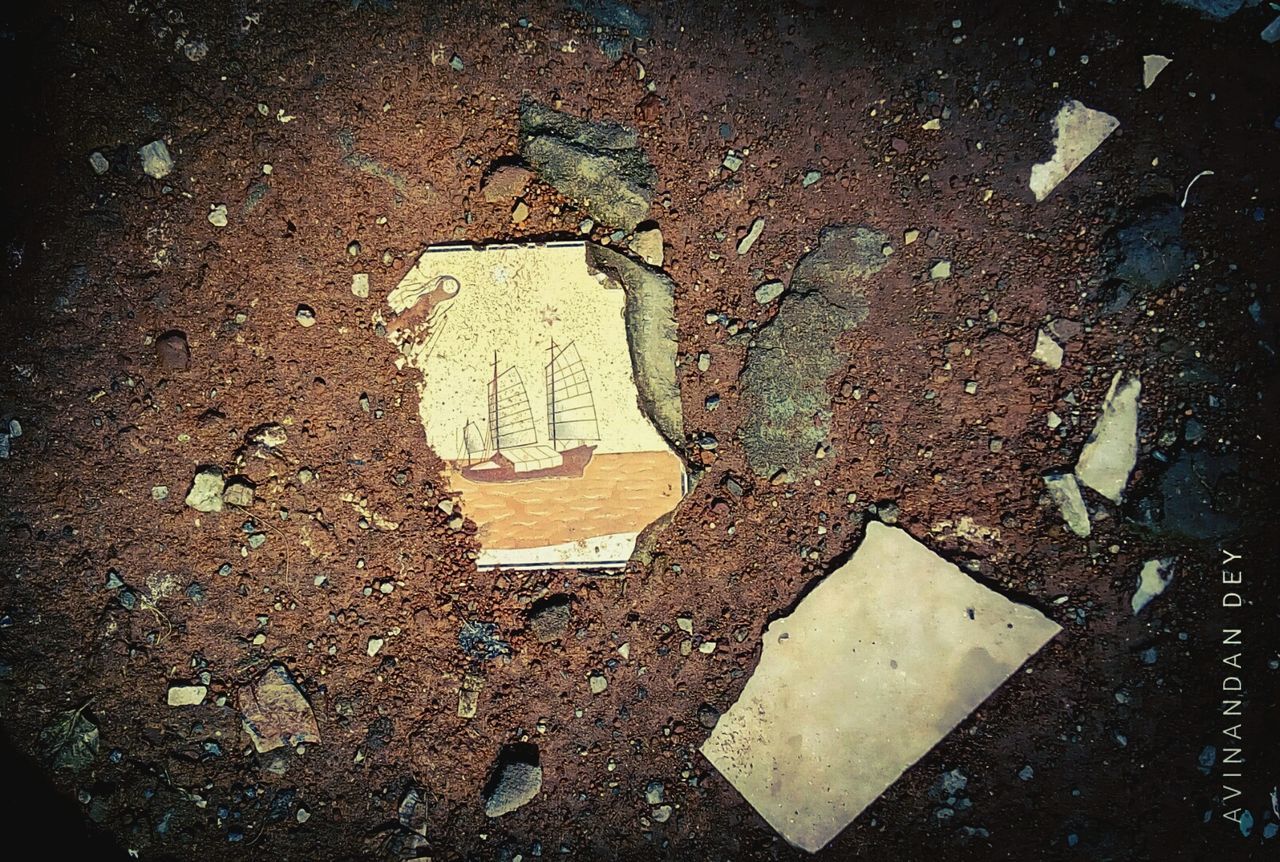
left=460, top=444, right=596, bottom=483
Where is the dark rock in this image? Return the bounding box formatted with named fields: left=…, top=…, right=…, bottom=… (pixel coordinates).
left=569, top=0, right=651, bottom=38
left=483, top=743, right=542, bottom=817
left=459, top=621, right=510, bottom=660
left=1132, top=451, right=1242, bottom=541
left=697, top=703, right=721, bottom=729
left=519, top=101, right=656, bottom=231
left=1164, top=0, right=1244, bottom=20
left=584, top=244, right=683, bottom=446
left=739, top=225, right=888, bottom=479
left=1103, top=201, right=1193, bottom=292
left=528, top=595, right=572, bottom=643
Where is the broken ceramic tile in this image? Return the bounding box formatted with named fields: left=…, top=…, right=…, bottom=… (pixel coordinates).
left=385, top=241, right=685, bottom=569
left=1044, top=471, right=1091, bottom=537
left=701, top=522, right=1060, bottom=853
left=1132, top=558, right=1174, bottom=614
left=1142, top=54, right=1172, bottom=89
left=1029, top=100, right=1120, bottom=202
left=1074, top=371, right=1141, bottom=503
left=1033, top=328, right=1065, bottom=370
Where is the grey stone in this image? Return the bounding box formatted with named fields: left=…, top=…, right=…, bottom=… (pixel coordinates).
left=89, top=152, right=109, bottom=175
left=222, top=478, right=255, bottom=508
left=585, top=244, right=683, bottom=446
left=1044, top=472, right=1091, bottom=537
left=737, top=218, right=765, bottom=255
left=1104, top=202, right=1193, bottom=292
left=519, top=101, right=655, bottom=231
left=139, top=140, right=173, bottom=179
left=184, top=466, right=224, bottom=513
left=739, top=225, right=887, bottom=479
left=483, top=744, right=542, bottom=817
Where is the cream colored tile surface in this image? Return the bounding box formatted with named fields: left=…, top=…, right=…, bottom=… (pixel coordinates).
left=701, top=522, right=1061, bottom=852
left=385, top=241, right=683, bottom=569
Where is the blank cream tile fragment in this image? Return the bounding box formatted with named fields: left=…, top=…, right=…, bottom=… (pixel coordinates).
left=1029, top=100, right=1120, bottom=202
left=1142, top=54, right=1172, bottom=89
left=701, top=523, right=1061, bottom=853
left=1074, top=371, right=1141, bottom=503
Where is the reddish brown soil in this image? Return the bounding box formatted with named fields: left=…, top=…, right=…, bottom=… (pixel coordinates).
left=0, top=1, right=1277, bottom=860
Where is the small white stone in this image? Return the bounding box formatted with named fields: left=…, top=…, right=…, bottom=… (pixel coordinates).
left=629, top=227, right=664, bottom=267
left=589, top=673, right=608, bottom=694
left=208, top=204, right=228, bottom=228
left=351, top=273, right=370, bottom=298
left=698, top=641, right=717, bottom=654
left=930, top=260, right=952, bottom=280
left=167, top=685, right=208, bottom=707
left=1142, top=55, right=1172, bottom=89
left=1132, top=558, right=1174, bottom=614
left=737, top=218, right=765, bottom=255
left=367, top=637, right=385, bottom=657
left=139, top=140, right=174, bottom=179
left=1074, top=371, right=1141, bottom=503
left=1033, top=329, right=1064, bottom=370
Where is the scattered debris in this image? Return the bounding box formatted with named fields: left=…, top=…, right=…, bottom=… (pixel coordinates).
left=1132, top=558, right=1174, bottom=614
left=483, top=743, right=542, bottom=817
left=1075, top=371, right=1141, bottom=503
left=1029, top=100, right=1120, bottom=202
left=184, top=466, right=224, bottom=513
left=238, top=664, right=321, bottom=754
left=754, top=279, right=784, bottom=305
left=1033, top=329, right=1064, bottom=370
left=1044, top=472, right=1092, bottom=538
left=38, top=703, right=99, bottom=771
left=459, top=621, right=510, bottom=660
left=629, top=225, right=664, bottom=266
left=737, top=218, right=765, bottom=255
left=167, top=684, right=208, bottom=707
left=139, top=139, right=174, bottom=179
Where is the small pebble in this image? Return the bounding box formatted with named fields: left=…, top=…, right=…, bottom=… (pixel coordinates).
left=296, top=305, right=317, bottom=327
left=89, top=152, right=110, bottom=175
left=208, top=205, right=228, bottom=228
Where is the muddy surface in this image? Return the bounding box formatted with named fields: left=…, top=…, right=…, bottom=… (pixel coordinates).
left=0, top=0, right=1277, bottom=860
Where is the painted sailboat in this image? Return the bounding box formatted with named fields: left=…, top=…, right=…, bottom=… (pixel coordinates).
left=459, top=339, right=599, bottom=482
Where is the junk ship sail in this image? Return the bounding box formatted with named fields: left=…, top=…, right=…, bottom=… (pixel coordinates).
left=459, top=339, right=599, bottom=482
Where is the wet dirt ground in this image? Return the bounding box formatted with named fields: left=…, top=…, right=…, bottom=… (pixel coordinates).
left=0, top=0, right=1277, bottom=859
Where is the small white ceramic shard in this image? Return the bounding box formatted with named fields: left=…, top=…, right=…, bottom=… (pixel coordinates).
left=1074, top=371, right=1141, bottom=503
left=701, top=522, right=1061, bottom=853
left=1143, top=54, right=1172, bottom=89
left=1029, top=100, right=1120, bottom=202
left=1132, top=558, right=1174, bottom=614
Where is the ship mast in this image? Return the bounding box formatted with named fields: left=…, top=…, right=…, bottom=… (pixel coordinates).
left=548, top=337, right=557, bottom=449
left=491, top=350, right=499, bottom=453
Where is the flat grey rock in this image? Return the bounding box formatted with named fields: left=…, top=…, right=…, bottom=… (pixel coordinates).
left=739, top=224, right=887, bottom=479
left=519, top=101, right=655, bottom=231
left=586, top=243, right=684, bottom=446
left=483, top=744, right=542, bottom=817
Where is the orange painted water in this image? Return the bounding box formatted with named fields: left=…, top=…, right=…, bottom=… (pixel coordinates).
left=447, top=450, right=684, bottom=550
